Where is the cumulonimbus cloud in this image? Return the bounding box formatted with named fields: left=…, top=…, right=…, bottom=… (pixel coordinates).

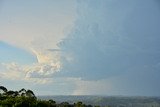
left=59, top=0, right=160, bottom=80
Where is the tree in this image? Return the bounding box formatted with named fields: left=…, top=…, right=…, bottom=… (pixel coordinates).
left=49, top=99, right=56, bottom=105
left=0, top=86, right=8, bottom=95
left=26, top=89, right=36, bottom=98
left=6, top=90, right=15, bottom=97
left=75, top=101, right=86, bottom=107
left=18, top=88, right=26, bottom=96
left=0, top=86, right=95, bottom=107
left=18, top=88, right=36, bottom=98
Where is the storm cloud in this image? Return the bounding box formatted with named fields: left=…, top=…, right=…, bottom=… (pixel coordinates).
left=59, top=0, right=160, bottom=80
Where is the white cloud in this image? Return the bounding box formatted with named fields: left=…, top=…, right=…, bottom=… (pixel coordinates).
left=0, top=62, right=25, bottom=80
left=25, top=49, right=61, bottom=79
left=0, top=0, right=76, bottom=86
left=25, top=62, right=60, bottom=78
left=0, top=49, right=61, bottom=84
left=0, top=0, right=76, bottom=51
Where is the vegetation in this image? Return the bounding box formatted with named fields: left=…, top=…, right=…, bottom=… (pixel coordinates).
left=2, top=86, right=159, bottom=107
left=0, top=86, right=100, bottom=107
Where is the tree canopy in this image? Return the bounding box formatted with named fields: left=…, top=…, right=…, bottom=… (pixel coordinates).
left=0, top=86, right=98, bottom=107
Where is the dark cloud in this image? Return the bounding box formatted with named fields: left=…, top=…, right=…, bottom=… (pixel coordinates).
left=58, top=0, right=160, bottom=81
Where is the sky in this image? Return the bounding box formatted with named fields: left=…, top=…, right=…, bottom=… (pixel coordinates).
left=0, top=0, right=160, bottom=96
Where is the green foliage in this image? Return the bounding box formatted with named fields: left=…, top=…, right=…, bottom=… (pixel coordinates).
left=0, top=86, right=98, bottom=107
left=0, top=86, right=8, bottom=93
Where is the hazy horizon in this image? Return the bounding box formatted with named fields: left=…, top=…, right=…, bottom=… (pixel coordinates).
left=0, top=0, right=160, bottom=96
